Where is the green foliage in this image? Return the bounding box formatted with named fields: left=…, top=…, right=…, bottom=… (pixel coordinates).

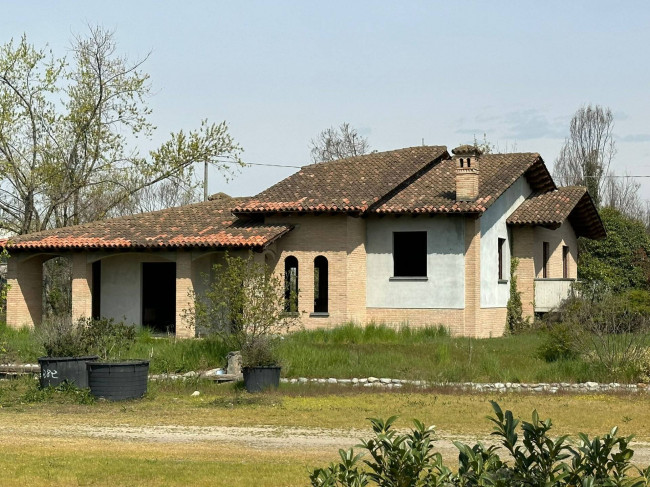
left=192, top=252, right=298, bottom=367
left=21, top=381, right=95, bottom=405
left=538, top=323, right=579, bottom=362
left=79, top=317, right=137, bottom=361
left=578, top=207, right=650, bottom=292
left=311, top=402, right=650, bottom=486
left=0, top=28, right=242, bottom=234
left=37, top=316, right=136, bottom=359
left=506, top=258, right=527, bottom=333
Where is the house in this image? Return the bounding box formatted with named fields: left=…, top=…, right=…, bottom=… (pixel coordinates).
left=2, top=144, right=605, bottom=338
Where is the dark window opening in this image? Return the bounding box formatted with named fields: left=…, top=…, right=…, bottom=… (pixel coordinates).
left=460, top=158, right=464, bottom=167
left=313, top=256, right=328, bottom=313
left=563, top=245, right=569, bottom=279
left=284, top=256, right=298, bottom=312
left=498, top=238, right=506, bottom=281
left=393, top=231, right=427, bottom=277
left=92, top=260, right=101, bottom=319
left=542, top=242, right=550, bottom=279
left=142, top=262, right=176, bottom=333
left=467, top=158, right=471, bottom=168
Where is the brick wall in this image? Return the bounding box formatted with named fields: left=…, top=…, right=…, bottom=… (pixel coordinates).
left=71, top=253, right=92, bottom=321
left=533, top=221, right=578, bottom=279
left=366, top=308, right=465, bottom=335
left=464, top=215, right=481, bottom=337
left=265, top=214, right=366, bottom=329
left=6, top=254, right=47, bottom=329
left=176, top=250, right=195, bottom=338
left=512, top=226, right=536, bottom=320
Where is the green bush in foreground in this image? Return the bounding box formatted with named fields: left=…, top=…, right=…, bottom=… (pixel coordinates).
left=310, top=401, right=650, bottom=486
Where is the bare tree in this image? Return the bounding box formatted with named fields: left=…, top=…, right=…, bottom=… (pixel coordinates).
left=554, top=105, right=616, bottom=208
left=309, top=123, right=369, bottom=163
left=603, top=173, right=644, bottom=219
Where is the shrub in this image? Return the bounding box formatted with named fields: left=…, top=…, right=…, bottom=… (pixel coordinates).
left=310, top=401, right=650, bottom=486
left=191, top=252, right=298, bottom=367
left=538, top=322, right=579, bottom=362
left=38, top=316, right=87, bottom=357
left=37, top=316, right=136, bottom=359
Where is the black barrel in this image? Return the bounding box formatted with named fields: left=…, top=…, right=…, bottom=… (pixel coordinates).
left=38, top=356, right=98, bottom=388
left=87, top=360, right=149, bottom=401
left=243, top=366, right=281, bottom=393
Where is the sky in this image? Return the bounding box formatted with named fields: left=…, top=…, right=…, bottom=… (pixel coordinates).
left=2, top=1, right=650, bottom=200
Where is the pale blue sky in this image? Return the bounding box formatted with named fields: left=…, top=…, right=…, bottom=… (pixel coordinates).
left=2, top=1, right=650, bottom=199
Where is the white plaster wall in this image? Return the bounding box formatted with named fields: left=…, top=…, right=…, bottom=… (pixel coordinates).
left=480, top=176, right=532, bottom=307
left=366, top=216, right=465, bottom=309
left=99, top=253, right=174, bottom=326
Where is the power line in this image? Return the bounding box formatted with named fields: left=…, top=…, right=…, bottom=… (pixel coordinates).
left=215, top=158, right=304, bottom=169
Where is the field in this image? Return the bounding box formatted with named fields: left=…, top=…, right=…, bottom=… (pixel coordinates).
left=2, top=323, right=640, bottom=383
left=2, top=377, right=650, bottom=486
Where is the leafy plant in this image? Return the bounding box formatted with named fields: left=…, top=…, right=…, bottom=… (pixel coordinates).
left=37, top=316, right=136, bottom=359
left=506, top=258, right=528, bottom=333
left=191, top=252, right=298, bottom=367
left=79, top=317, right=136, bottom=361
left=310, top=401, right=650, bottom=486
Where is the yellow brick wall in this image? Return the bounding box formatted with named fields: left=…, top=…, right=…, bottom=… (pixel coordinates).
left=176, top=250, right=195, bottom=338
left=71, top=253, right=92, bottom=321
left=366, top=308, right=465, bottom=335
left=464, top=215, right=481, bottom=337
left=512, top=226, right=536, bottom=320
left=6, top=254, right=48, bottom=329
left=265, top=214, right=366, bottom=330
left=534, top=221, right=578, bottom=279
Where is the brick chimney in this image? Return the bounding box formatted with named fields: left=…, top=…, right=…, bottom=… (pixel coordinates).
left=453, top=144, right=481, bottom=201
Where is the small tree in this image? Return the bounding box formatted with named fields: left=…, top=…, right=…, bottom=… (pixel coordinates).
left=192, top=252, right=297, bottom=367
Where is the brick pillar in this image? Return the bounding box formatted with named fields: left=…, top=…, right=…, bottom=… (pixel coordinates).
left=512, top=226, right=535, bottom=320
left=346, top=216, right=367, bottom=323
left=6, top=254, right=46, bottom=329
left=71, top=253, right=92, bottom=321
left=175, top=251, right=195, bottom=338
left=464, top=216, right=481, bottom=337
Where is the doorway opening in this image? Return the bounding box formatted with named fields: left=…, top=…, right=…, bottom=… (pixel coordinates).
left=142, top=262, right=176, bottom=334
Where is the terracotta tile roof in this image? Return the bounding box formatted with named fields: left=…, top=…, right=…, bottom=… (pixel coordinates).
left=371, top=152, right=555, bottom=214
left=1, top=196, right=292, bottom=251
left=234, top=146, right=449, bottom=214
left=507, top=186, right=606, bottom=239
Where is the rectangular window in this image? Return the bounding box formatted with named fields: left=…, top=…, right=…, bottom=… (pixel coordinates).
left=393, top=231, right=427, bottom=277
left=542, top=241, right=550, bottom=278
left=498, top=238, right=506, bottom=281
left=563, top=245, right=569, bottom=279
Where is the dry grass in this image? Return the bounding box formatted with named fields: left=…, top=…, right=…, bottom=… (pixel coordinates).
left=3, top=378, right=650, bottom=485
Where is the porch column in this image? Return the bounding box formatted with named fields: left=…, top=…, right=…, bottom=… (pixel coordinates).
left=175, top=251, right=195, bottom=338
left=464, top=216, right=481, bottom=337
left=512, top=226, right=535, bottom=320
left=6, top=254, right=46, bottom=329
left=71, top=253, right=92, bottom=321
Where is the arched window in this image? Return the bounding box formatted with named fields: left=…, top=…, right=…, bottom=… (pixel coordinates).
left=467, top=158, right=471, bottom=168
left=459, top=158, right=464, bottom=168
left=313, top=256, right=328, bottom=313
left=284, top=256, right=298, bottom=312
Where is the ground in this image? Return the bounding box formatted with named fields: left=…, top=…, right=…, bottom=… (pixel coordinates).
left=2, top=379, right=650, bottom=486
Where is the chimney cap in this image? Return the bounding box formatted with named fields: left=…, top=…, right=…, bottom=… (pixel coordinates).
left=451, top=144, right=482, bottom=157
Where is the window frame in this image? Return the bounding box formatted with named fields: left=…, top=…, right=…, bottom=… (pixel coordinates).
left=498, top=237, right=506, bottom=282
left=313, top=255, right=329, bottom=314
left=542, top=241, right=550, bottom=279
left=284, top=256, right=299, bottom=313
left=562, top=245, right=569, bottom=279
left=392, top=231, right=428, bottom=279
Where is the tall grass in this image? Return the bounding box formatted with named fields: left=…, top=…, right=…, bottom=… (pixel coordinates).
left=278, top=323, right=598, bottom=383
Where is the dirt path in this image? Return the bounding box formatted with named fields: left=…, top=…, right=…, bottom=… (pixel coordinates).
left=4, top=422, right=650, bottom=465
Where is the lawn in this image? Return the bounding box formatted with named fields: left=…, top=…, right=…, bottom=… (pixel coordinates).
left=2, top=377, right=650, bottom=486
left=0, top=322, right=641, bottom=383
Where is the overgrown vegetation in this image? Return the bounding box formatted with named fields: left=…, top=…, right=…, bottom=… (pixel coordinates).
left=192, top=252, right=298, bottom=367
left=311, top=401, right=650, bottom=486
left=506, top=258, right=526, bottom=333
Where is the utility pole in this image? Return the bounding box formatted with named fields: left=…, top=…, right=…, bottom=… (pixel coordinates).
left=204, top=161, right=208, bottom=202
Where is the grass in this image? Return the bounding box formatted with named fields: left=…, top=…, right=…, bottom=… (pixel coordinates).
left=2, top=377, right=650, bottom=485
left=0, top=321, right=646, bottom=383
left=278, top=323, right=606, bottom=383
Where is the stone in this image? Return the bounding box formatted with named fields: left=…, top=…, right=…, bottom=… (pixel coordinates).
left=351, top=378, right=359, bottom=384
left=280, top=378, right=289, bottom=383
left=183, top=371, right=198, bottom=378
left=338, top=379, right=352, bottom=384
left=318, top=378, right=327, bottom=383
left=290, top=378, right=298, bottom=383
left=226, top=351, right=242, bottom=377
left=368, top=377, right=379, bottom=383
left=200, top=368, right=223, bottom=378
left=363, top=383, right=373, bottom=388
left=380, top=378, right=392, bottom=384
left=298, top=377, right=308, bottom=383
left=585, top=381, right=599, bottom=390
left=359, top=378, right=368, bottom=384
left=191, top=391, right=200, bottom=397
left=391, top=379, right=401, bottom=384
left=327, top=378, right=338, bottom=384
